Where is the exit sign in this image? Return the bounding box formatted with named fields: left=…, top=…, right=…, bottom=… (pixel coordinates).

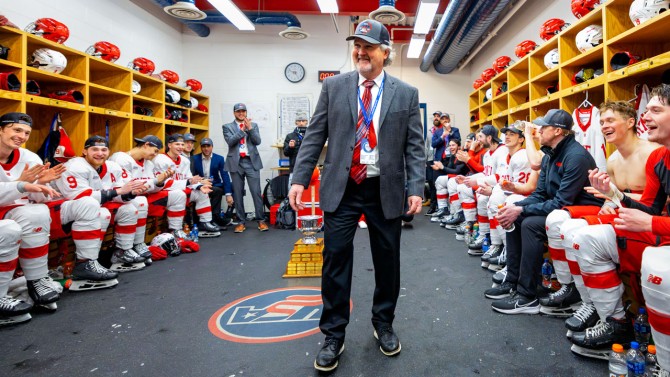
left=318, top=70, right=340, bottom=82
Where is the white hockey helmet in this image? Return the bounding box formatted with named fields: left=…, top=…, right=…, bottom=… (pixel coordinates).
left=544, top=48, right=559, bottom=69
left=190, top=97, right=199, bottom=109
left=485, top=88, right=493, bottom=101
left=30, top=48, right=67, bottom=74
left=132, top=80, right=141, bottom=94
left=629, top=0, right=670, bottom=25
left=165, top=89, right=180, bottom=104
left=150, top=233, right=180, bottom=256
left=575, top=25, right=603, bottom=52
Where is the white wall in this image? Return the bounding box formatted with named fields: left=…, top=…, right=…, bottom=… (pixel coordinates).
left=3, top=0, right=184, bottom=74
left=469, top=0, right=575, bottom=83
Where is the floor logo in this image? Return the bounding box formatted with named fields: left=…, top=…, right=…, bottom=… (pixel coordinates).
left=209, top=287, right=336, bottom=343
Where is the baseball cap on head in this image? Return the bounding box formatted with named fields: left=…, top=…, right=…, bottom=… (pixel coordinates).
left=532, top=109, right=573, bottom=130
left=432, top=111, right=442, bottom=117
left=466, top=132, right=476, bottom=141
left=500, top=125, right=525, bottom=137
left=480, top=124, right=501, bottom=143
left=296, top=113, right=308, bottom=121
left=346, top=19, right=390, bottom=46
left=134, top=135, right=163, bottom=150
left=0, top=112, right=32, bottom=127
left=440, top=113, right=450, bottom=119
left=84, top=135, right=109, bottom=148
left=200, top=137, right=213, bottom=146
left=233, top=103, right=247, bottom=112
left=167, top=133, right=184, bottom=144
left=183, top=133, right=196, bottom=142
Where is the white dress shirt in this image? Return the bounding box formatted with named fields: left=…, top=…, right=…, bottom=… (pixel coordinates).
left=357, top=71, right=384, bottom=177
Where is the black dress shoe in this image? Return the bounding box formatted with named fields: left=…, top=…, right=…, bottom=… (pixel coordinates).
left=373, top=324, right=401, bottom=356
left=314, top=337, right=344, bottom=372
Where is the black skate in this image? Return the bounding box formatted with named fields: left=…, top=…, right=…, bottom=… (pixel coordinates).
left=198, top=221, right=221, bottom=238
left=27, top=276, right=59, bottom=311
left=539, top=282, right=582, bottom=317
left=69, top=260, right=119, bottom=291
left=565, top=302, right=598, bottom=339
left=467, top=233, right=488, bottom=256
left=492, top=266, right=508, bottom=287
left=570, top=315, right=634, bottom=360
left=110, top=248, right=146, bottom=272
left=481, top=244, right=502, bottom=269
left=0, top=296, right=32, bottom=326
left=133, top=243, right=153, bottom=265
left=444, top=211, right=464, bottom=230
left=487, top=246, right=507, bottom=272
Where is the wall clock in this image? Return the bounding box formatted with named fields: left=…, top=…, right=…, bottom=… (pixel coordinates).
left=285, top=62, right=305, bottom=83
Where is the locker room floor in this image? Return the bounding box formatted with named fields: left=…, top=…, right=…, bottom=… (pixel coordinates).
left=1, top=212, right=606, bottom=377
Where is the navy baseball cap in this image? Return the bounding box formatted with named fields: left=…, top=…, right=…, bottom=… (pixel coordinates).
left=134, top=135, right=163, bottom=149
left=233, top=103, right=247, bottom=111
left=0, top=112, right=32, bottom=127
left=500, top=125, right=525, bottom=137
left=200, top=137, right=213, bottom=146
left=432, top=111, right=442, bottom=117
left=346, top=19, right=390, bottom=46
left=480, top=124, right=501, bottom=143
left=84, top=135, right=109, bottom=148
left=533, top=109, right=573, bottom=130
left=167, top=133, right=184, bottom=144
left=183, top=133, right=196, bottom=142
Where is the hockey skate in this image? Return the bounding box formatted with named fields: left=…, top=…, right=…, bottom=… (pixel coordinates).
left=480, top=244, right=501, bottom=268
left=467, top=233, right=488, bottom=256
left=565, top=302, right=598, bottom=339
left=444, top=211, right=464, bottom=230
left=487, top=246, right=506, bottom=272
left=570, top=315, right=634, bottom=360
left=539, top=282, right=582, bottom=317
left=492, top=265, right=508, bottom=288
left=454, top=221, right=471, bottom=241
left=0, top=296, right=32, bottom=326
left=198, top=221, right=221, bottom=238
left=110, top=248, right=146, bottom=272
left=133, top=243, right=153, bottom=266
left=69, top=260, right=119, bottom=291
left=27, top=276, right=59, bottom=311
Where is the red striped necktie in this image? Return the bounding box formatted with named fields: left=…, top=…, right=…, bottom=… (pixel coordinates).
left=350, top=79, right=377, bottom=184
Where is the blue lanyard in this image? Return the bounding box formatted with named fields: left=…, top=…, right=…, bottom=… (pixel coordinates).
left=357, top=77, right=385, bottom=131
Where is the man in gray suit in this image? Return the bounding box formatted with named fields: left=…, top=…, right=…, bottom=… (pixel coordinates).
left=288, top=19, right=425, bottom=372
left=222, top=103, right=268, bottom=233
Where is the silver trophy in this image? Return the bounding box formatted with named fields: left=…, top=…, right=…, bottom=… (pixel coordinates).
left=297, top=215, right=322, bottom=244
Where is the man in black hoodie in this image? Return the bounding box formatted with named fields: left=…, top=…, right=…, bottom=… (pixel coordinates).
left=486, top=109, right=603, bottom=314
left=283, top=113, right=309, bottom=186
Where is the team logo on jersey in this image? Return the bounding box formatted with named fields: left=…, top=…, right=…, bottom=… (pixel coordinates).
left=208, top=287, right=351, bottom=343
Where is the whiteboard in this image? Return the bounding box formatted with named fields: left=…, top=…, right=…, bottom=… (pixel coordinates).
left=278, top=94, right=312, bottom=139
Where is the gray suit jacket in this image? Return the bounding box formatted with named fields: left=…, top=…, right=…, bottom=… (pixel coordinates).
left=292, top=70, right=425, bottom=219
left=222, top=121, right=263, bottom=172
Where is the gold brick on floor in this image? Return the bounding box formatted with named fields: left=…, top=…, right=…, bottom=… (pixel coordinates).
left=283, top=238, right=324, bottom=278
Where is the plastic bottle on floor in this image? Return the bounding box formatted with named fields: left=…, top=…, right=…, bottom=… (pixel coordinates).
left=635, top=307, right=651, bottom=350
left=191, top=224, right=199, bottom=243
left=627, top=341, right=646, bottom=377
left=643, top=345, right=657, bottom=377
left=541, top=259, right=553, bottom=289
left=609, top=343, right=627, bottom=377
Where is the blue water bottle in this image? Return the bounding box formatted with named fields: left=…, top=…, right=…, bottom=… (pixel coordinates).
left=482, top=235, right=490, bottom=253
left=191, top=224, right=199, bottom=243
left=541, top=259, right=553, bottom=289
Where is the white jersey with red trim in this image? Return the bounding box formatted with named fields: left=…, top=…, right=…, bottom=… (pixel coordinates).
left=109, top=152, right=159, bottom=193
left=477, top=145, right=509, bottom=187
left=635, top=84, right=650, bottom=140
left=54, top=157, right=129, bottom=203
left=496, top=149, right=532, bottom=185
left=152, top=153, right=194, bottom=191
left=572, top=106, right=607, bottom=171
left=0, top=148, right=49, bottom=204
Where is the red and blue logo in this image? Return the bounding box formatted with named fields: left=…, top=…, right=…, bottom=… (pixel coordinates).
left=359, top=22, right=371, bottom=34
left=208, top=287, right=351, bottom=344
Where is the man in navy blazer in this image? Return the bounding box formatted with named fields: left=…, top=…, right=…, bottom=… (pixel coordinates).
left=192, top=137, right=233, bottom=227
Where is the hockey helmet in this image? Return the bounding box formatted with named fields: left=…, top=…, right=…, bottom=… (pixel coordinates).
left=610, top=51, right=641, bottom=70
left=150, top=233, right=180, bottom=257
left=481, top=68, right=496, bottom=83
left=160, top=69, right=180, bottom=84
left=0, top=72, right=20, bottom=92
left=190, top=97, right=199, bottom=109
left=165, top=89, right=180, bottom=104
left=630, top=0, right=670, bottom=25
left=515, top=40, right=537, bottom=58
left=575, top=25, right=603, bottom=52
left=544, top=48, right=559, bottom=69
left=485, top=88, right=493, bottom=101
left=539, top=18, right=569, bottom=41
left=128, top=57, right=155, bottom=75
left=473, top=78, right=485, bottom=90
left=571, top=0, right=602, bottom=19
left=132, top=80, right=141, bottom=94
left=185, top=78, right=202, bottom=92
left=85, top=41, right=121, bottom=63
left=25, top=18, right=69, bottom=44
left=492, top=56, right=514, bottom=73
left=30, top=48, right=67, bottom=74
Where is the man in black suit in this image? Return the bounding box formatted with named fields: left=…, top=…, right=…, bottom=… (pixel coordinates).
left=192, top=138, right=233, bottom=228
left=288, top=19, right=424, bottom=372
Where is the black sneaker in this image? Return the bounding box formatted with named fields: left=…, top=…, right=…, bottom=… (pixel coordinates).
left=314, top=337, right=344, bottom=372
left=570, top=315, right=634, bottom=350
left=373, top=323, right=401, bottom=356
left=491, top=292, right=540, bottom=315
left=539, top=282, right=582, bottom=317
left=565, top=302, right=598, bottom=339
left=484, top=281, right=515, bottom=299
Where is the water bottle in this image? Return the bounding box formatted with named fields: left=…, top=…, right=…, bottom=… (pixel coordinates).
left=191, top=224, right=199, bottom=243
left=497, top=204, right=515, bottom=232
left=482, top=235, right=490, bottom=253
left=608, top=343, right=628, bottom=377
left=635, top=307, right=651, bottom=350
left=643, top=345, right=657, bottom=377
left=464, top=223, right=472, bottom=244
left=627, top=341, right=646, bottom=377
left=541, top=259, right=553, bottom=289
left=472, top=222, right=479, bottom=240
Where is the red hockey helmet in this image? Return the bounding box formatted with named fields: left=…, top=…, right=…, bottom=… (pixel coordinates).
left=571, top=0, right=602, bottom=19
left=492, top=56, right=514, bottom=73
left=160, top=70, right=180, bottom=84
left=185, top=78, right=203, bottom=92
left=515, top=40, right=537, bottom=58
left=540, top=18, right=569, bottom=41
left=473, top=79, right=485, bottom=90
left=25, top=18, right=69, bottom=44
left=481, top=68, right=496, bottom=83
left=128, top=57, right=155, bottom=75
left=85, top=41, right=121, bottom=63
